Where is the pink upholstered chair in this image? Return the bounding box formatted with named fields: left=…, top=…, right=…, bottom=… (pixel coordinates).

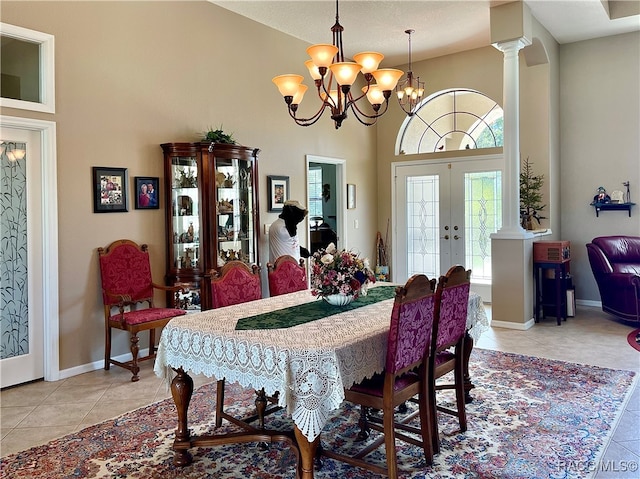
left=321, top=274, right=438, bottom=477
left=210, top=260, right=262, bottom=308
left=98, top=239, right=187, bottom=382
left=267, top=255, right=307, bottom=296
left=430, top=264, right=471, bottom=452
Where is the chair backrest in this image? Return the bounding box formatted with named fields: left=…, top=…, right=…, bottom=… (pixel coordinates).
left=267, top=255, right=307, bottom=296
left=588, top=236, right=640, bottom=275
left=385, top=274, right=437, bottom=375
left=98, top=239, right=154, bottom=306
left=434, top=265, right=471, bottom=352
left=211, top=261, right=262, bottom=308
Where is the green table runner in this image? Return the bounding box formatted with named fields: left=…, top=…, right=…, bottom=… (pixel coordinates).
left=235, top=285, right=397, bottom=330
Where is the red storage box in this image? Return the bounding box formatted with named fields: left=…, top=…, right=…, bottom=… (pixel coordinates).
left=534, top=241, right=571, bottom=263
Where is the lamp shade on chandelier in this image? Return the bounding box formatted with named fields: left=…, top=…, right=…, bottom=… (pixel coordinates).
left=272, top=0, right=403, bottom=129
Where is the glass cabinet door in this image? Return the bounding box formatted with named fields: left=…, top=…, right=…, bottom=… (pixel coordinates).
left=169, top=155, right=202, bottom=310
left=214, top=157, right=256, bottom=267
left=171, top=156, right=201, bottom=269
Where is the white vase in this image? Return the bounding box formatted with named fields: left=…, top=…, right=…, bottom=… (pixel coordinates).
left=323, top=294, right=354, bottom=306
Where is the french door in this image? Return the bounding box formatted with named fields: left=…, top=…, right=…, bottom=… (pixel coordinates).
left=392, top=156, right=502, bottom=301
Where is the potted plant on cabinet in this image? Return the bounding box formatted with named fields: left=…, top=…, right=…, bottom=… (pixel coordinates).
left=519, top=156, right=546, bottom=230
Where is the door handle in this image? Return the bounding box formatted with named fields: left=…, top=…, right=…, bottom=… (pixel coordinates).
left=454, top=235, right=460, bottom=240
left=443, top=235, right=450, bottom=240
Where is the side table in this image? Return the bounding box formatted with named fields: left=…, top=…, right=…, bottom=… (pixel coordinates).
left=533, top=259, right=570, bottom=325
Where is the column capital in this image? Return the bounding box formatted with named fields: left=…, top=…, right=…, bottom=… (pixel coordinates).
left=492, top=38, right=532, bottom=55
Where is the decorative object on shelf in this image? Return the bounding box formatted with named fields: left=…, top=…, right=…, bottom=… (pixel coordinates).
left=175, top=167, right=197, bottom=188
left=271, top=0, right=403, bottom=129
left=591, top=186, right=611, bottom=205
left=610, top=190, right=624, bottom=204
left=134, top=176, right=159, bottom=210
left=92, top=166, right=128, bottom=213
left=267, top=175, right=289, bottom=212
left=310, top=242, right=376, bottom=303
left=624, top=181, right=631, bottom=203
left=223, top=173, right=235, bottom=188
left=203, top=126, right=236, bottom=145
left=519, top=157, right=546, bottom=230
left=217, top=199, right=233, bottom=214
left=396, top=29, right=425, bottom=117
left=215, top=171, right=226, bottom=187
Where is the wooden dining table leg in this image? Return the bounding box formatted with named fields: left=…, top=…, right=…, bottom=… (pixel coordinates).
left=171, top=367, right=194, bottom=466
left=294, top=425, right=320, bottom=479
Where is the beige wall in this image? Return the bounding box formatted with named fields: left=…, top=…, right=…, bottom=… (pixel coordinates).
left=559, top=31, right=640, bottom=301
left=0, top=1, right=378, bottom=371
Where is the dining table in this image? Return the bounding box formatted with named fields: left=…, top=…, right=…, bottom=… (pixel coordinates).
left=154, top=283, right=489, bottom=479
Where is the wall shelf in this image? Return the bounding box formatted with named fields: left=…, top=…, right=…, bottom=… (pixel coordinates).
left=591, top=202, right=635, bottom=217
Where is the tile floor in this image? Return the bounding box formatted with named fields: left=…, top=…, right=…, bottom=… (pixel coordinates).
left=1, top=305, right=639, bottom=478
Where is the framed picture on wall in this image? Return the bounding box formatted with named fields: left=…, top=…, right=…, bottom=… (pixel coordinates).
left=92, top=167, right=128, bottom=213
left=347, top=183, right=356, bottom=209
left=268, top=175, right=289, bottom=212
left=134, top=176, right=159, bottom=209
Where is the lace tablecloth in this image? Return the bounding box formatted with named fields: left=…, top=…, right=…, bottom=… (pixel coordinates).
left=154, top=289, right=489, bottom=442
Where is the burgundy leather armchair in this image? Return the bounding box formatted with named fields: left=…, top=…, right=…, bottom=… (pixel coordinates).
left=586, top=236, right=640, bottom=323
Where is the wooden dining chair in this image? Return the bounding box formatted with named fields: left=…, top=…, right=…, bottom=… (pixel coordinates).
left=98, top=239, right=187, bottom=382
left=209, top=261, right=279, bottom=429
left=267, top=255, right=307, bottom=296
left=321, top=274, right=438, bottom=477
left=429, top=264, right=471, bottom=453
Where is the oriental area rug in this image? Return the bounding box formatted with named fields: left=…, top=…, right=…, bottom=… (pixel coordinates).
left=1, top=349, right=636, bottom=479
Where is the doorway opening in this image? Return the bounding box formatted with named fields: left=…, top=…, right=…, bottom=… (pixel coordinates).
left=306, top=155, right=346, bottom=254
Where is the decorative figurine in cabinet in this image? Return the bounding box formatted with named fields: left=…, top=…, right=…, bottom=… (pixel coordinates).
left=161, top=142, right=260, bottom=310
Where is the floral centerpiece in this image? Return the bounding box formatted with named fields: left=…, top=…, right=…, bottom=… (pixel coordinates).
left=310, top=243, right=376, bottom=305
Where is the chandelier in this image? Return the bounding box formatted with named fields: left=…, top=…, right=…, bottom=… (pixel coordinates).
left=396, top=29, right=425, bottom=116
left=272, top=0, right=403, bottom=129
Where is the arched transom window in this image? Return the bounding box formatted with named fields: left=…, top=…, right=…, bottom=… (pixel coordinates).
left=397, top=88, right=503, bottom=155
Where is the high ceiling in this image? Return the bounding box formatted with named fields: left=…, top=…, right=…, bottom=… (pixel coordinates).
left=210, top=0, right=640, bottom=66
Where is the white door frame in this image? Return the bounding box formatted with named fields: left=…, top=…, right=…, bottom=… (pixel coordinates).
left=1, top=115, right=59, bottom=382
left=306, top=155, right=347, bottom=249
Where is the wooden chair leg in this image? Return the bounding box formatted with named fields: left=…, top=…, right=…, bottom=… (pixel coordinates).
left=215, top=379, right=226, bottom=428
left=382, top=405, right=398, bottom=479
left=104, top=324, right=112, bottom=371
left=455, top=348, right=467, bottom=432
left=129, top=332, right=140, bottom=382
left=149, top=328, right=156, bottom=355
left=356, top=406, right=370, bottom=441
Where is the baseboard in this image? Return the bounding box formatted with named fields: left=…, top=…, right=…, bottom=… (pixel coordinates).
left=491, top=318, right=536, bottom=330
left=576, top=299, right=601, bottom=308
left=58, top=348, right=151, bottom=380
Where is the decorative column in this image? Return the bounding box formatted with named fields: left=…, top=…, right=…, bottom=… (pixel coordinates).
left=493, top=38, right=531, bottom=238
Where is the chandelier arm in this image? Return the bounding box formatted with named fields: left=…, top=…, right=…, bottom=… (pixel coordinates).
left=288, top=102, right=329, bottom=127
left=349, top=97, right=390, bottom=120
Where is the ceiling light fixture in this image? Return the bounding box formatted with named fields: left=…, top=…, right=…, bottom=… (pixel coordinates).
left=396, top=29, right=425, bottom=117
left=0, top=141, right=26, bottom=162
left=272, top=0, right=403, bottom=129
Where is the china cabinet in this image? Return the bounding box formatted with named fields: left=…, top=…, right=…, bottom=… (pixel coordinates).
left=161, top=142, right=260, bottom=311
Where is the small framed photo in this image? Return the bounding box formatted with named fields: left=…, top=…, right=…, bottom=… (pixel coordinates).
left=347, top=183, right=356, bottom=209
left=134, top=176, right=160, bottom=209
left=93, top=167, right=128, bottom=213
left=267, top=175, right=289, bottom=212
